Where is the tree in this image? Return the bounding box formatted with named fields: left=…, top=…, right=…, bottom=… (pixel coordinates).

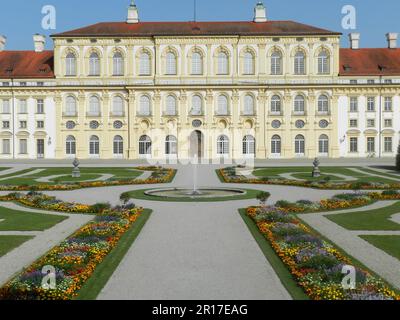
left=396, top=142, right=400, bottom=171
left=256, top=191, right=271, bottom=206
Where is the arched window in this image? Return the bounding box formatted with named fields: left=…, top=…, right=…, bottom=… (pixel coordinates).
left=191, top=52, right=203, bottom=75
left=294, top=95, right=305, bottom=114
left=139, top=135, right=151, bottom=155
left=165, top=135, right=177, bottom=155
left=89, top=135, right=100, bottom=155
left=113, top=135, right=124, bottom=155
left=166, top=52, right=177, bottom=75
left=191, top=95, right=203, bottom=115
left=319, top=134, right=329, bottom=154
left=318, top=50, right=330, bottom=74
left=89, top=52, right=100, bottom=76
left=66, top=53, right=76, bottom=76
left=217, top=95, right=229, bottom=115
left=243, top=135, right=255, bottom=155
left=271, top=51, right=282, bottom=75
left=89, top=96, right=101, bottom=116
left=217, top=51, right=229, bottom=75
left=165, top=95, right=177, bottom=116
left=139, top=52, right=151, bottom=75
left=88, top=96, right=101, bottom=116
left=65, top=96, right=77, bottom=116
left=294, top=51, right=306, bottom=75
left=271, top=135, right=281, bottom=154
left=66, top=136, right=76, bottom=155
left=271, top=95, right=282, bottom=113
left=295, top=135, right=305, bottom=155
left=217, top=135, right=229, bottom=155
left=139, top=95, right=151, bottom=116
left=113, top=52, right=124, bottom=76
left=112, top=96, right=124, bottom=116
left=244, top=95, right=255, bottom=115
left=243, top=51, right=254, bottom=75
left=318, top=95, right=329, bottom=113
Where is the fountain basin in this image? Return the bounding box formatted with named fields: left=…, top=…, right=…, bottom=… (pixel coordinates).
left=144, top=188, right=247, bottom=199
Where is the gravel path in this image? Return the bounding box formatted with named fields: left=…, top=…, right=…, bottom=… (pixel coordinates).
left=300, top=201, right=400, bottom=290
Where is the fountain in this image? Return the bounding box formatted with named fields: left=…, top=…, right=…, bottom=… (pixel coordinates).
left=143, top=155, right=247, bottom=200
left=188, top=154, right=202, bottom=196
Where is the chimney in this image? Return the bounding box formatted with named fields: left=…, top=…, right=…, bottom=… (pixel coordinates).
left=127, top=0, right=139, bottom=24
left=33, top=34, right=46, bottom=52
left=386, top=33, right=398, bottom=49
left=0, top=35, right=6, bottom=51
left=254, top=2, right=267, bottom=23
left=349, top=33, right=360, bottom=50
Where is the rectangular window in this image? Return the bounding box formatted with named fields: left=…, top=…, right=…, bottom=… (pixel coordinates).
left=384, top=119, right=393, bottom=127
left=384, top=97, right=392, bottom=112
left=350, top=97, right=358, bottom=112
left=350, top=80, right=358, bottom=84
left=349, top=119, right=358, bottom=128
left=367, top=119, right=375, bottom=128
left=37, top=121, right=44, bottom=129
left=36, top=99, right=44, bottom=114
left=19, top=139, right=27, bottom=154
left=367, top=137, right=375, bottom=153
left=384, top=137, right=393, bottom=153
left=367, top=97, right=375, bottom=112
left=2, top=139, right=10, bottom=154
left=350, top=137, right=358, bottom=153
left=19, top=121, right=27, bottom=129
left=19, top=99, right=27, bottom=114
left=2, top=121, right=10, bottom=129
left=384, top=79, right=393, bottom=84
left=367, top=79, right=375, bottom=84
left=2, top=99, right=10, bottom=113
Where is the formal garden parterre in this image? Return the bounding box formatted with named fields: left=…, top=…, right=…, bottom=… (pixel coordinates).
left=219, top=166, right=400, bottom=190
left=0, top=166, right=176, bottom=191
left=245, top=192, right=400, bottom=300
left=0, top=192, right=149, bottom=300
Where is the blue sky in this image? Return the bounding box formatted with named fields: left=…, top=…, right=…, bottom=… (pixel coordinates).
left=0, top=0, right=399, bottom=50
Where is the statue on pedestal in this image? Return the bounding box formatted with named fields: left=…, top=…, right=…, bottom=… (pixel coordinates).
left=312, top=157, right=321, bottom=178
left=72, top=158, right=81, bottom=178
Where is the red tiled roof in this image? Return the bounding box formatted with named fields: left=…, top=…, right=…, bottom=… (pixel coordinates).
left=340, top=48, right=400, bottom=76
left=0, top=51, right=54, bottom=79
left=52, top=21, right=341, bottom=37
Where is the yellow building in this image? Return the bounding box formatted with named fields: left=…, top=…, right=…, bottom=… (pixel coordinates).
left=1, top=2, right=400, bottom=160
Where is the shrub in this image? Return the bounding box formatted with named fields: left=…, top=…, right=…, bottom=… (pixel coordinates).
left=256, top=191, right=271, bottom=205
left=396, top=143, right=400, bottom=171
left=297, top=200, right=314, bottom=206
left=275, top=200, right=293, bottom=208
left=119, top=193, right=131, bottom=204
left=90, top=202, right=111, bottom=214
left=382, top=190, right=399, bottom=196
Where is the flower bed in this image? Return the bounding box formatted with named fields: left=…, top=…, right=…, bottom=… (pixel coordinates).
left=219, top=167, right=400, bottom=190
left=0, top=203, right=144, bottom=300
left=0, top=167, right=176, bottom=191
left=0, top=192, right=96, bottom=214
left=247, top=205, right=400, bottom=300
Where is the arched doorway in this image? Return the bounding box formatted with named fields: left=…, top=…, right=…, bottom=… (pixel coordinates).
left=190, top=130, right=203, bottom=159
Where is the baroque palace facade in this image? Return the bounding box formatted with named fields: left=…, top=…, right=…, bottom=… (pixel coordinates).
left=0, top=2, right=400, bottom=160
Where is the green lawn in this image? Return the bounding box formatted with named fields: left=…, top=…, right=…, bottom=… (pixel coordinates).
left=326, top=201, right=400, bottom=231
left=75, top=209, right=152, bottom=300
left=0, top=235, right=34, bottom=257
left=122, top=188, right=262, bottom=202
left=0, top=167, right=143, bottom=186
left=253, top=166, right=399, bottom=184
left=360, top=235, right=400, bottom=261
left=0, top=206, right=68, bottom=231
